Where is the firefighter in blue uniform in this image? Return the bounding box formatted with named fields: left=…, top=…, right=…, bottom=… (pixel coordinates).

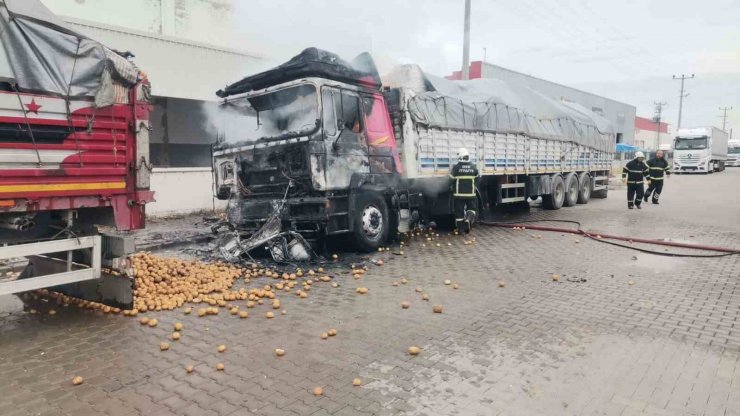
left=644, top=150, right=671, bottom=204
left=450, top=148, right=479, bottom=233
left=621, top=151, right=650, bottom=209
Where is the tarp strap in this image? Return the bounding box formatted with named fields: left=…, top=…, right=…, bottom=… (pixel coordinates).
left=11, top=84, right=42, bottom=166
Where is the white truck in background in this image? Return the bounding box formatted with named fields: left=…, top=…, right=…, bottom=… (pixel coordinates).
left=673, top=127, right=728, bottom=173
left=727, top=140, right=740, bottom=167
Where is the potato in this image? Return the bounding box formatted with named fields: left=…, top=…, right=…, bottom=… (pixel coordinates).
left=216, top=363, right=225, bottom=371
left=352, top=378, right=362, bottom=387
left=275, top=348, right=285, bottom=357
left=408, top=346, right=421, bottom=356
left=239, top=311, right=248, bottom=319
left=174, top=323, right=183, bottom=331
left=328, top=328, right=337, bottom=337
left=71, top=376, right=84, bottom=386
left=171, top=332, right=181, bottom=341
left=160, top=342, right=170, bottom=351
left=185, top=365, right=194, bottom=374
left=401, top=301, right=410, bottom=309
left=432, top=305, right=443, bottom=313
left=313, top=387, right=323, bottom=396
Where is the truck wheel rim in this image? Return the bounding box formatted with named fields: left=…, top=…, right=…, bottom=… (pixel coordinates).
left=555, top=182, right=564, bottom=203
left=568, top=180, right=577, bottom=200
left=582, top=180, right=590, bottom=199
left=361, top=205, right=383, bottom=240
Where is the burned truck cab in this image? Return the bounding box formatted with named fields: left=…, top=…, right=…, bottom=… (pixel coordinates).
left=213, top=48, right=407, bottom=251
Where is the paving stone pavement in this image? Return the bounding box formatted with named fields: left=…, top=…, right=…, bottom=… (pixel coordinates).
left=1, top=170, right=740, bottom=416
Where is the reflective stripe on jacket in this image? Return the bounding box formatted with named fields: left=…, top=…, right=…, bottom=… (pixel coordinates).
left=622, top=159, right=649, bottom=182
left=450, top=161, right=478, bottom=197
left=647, top=158, right=671, bottom=179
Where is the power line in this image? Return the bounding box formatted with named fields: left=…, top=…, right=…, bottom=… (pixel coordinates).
left=672, top=74, right=694, bottom=129
left=718, top=106, right=733, bottom=131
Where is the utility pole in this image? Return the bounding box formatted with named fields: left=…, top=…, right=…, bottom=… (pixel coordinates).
left=672, top=74, right=694, bottom=129
left=719, top=106, right=733, bottom=131
left=461, top=0, right=471, bottom=80
left=653, top=101, right=667, bottom=150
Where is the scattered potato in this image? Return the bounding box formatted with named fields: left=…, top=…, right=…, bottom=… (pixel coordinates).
left=275, top=348, right=285, bottom=357
left=71, top=376, right=84, bottom=386
left=160, top=342, right=169, bottom=351
left=217, top=344, right=226, bottom=353
left=185, top=365, right=194, bottom=374
left=432, top=305, right=443, bottom=313
left=313, top=387, right=323, bottom=396
left=352, top=378, right=362, bottom=386
left=408, top=346, right=421, bottom=356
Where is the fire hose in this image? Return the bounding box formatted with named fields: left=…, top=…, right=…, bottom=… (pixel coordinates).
left=478, top=219, right=740, bottom=258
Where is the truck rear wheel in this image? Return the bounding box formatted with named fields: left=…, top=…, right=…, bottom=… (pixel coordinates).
left=542, top=175, right=565, bottom=210
left=577, top=173, right=591, bottom=204
left=352, top=192, right=389, bottom=252
left=563, top=174, right=578, bottom=207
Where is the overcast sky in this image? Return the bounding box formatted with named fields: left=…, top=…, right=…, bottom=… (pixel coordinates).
left=229, top=0, right=739, bottom=135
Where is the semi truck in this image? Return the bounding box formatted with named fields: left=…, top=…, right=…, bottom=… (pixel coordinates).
left=0, top=0, right=153, bottom=308
left=212, top=48, right=614, bottom=252
left=727, top=140, right=740, bottom=167
left=673, top=127, right=728, bottom=173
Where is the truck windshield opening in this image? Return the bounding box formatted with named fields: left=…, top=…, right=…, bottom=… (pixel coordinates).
left=218, top=84, right=319, bottom=144
left=675, top=137, right=707, bottom=150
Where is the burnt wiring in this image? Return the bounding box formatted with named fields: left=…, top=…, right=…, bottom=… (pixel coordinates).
left=479, top=219, right=740, bottom=258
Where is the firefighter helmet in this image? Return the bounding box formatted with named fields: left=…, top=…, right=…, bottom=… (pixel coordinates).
left=635, top=151, right=645, bottom=159
left=457, top=148, right=470, bottom=162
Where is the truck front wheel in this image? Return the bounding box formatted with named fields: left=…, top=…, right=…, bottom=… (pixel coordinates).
left=352, top=192, right=389, bottom=252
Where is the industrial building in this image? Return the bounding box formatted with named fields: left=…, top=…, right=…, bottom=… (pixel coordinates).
left=447, top=61, right=636, bottom=146
left=633, top=116, right=671, bottom=151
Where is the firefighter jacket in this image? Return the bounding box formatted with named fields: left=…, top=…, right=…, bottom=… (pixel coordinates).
left=450, top=161, right=479, bottom=197
left=621, top=159, right=649, bottom=183
left=646, top=157, right=671, bottom=180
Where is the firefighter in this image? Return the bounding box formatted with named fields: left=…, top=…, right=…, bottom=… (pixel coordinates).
left=621, top=151, right=650, bottom=209
left=644, top=150, right=671, bottom=204
left=450, top=148, right=479, bottom=233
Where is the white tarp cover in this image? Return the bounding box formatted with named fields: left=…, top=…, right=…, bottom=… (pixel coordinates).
left=0, top=0, right=139, bottom=105
left=383, top=65, right=615, bottom=152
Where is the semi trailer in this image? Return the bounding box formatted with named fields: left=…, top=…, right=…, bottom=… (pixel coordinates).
left=0, top=0, right=153, bottom=308
left=673, top=127, right=728, bottom=173
left=212, top=48, right=614, bottom=252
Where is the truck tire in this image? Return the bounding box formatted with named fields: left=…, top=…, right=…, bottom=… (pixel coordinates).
left=542, top=175, right=565, bottom=210
left=563, top=173, right=578, bottom=207
left=352, top=192, right=389, bottom=252
left=577, top=173, right=591, bottom=204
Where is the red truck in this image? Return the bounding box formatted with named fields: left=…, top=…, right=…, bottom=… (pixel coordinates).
left=0, top=1, right=152, bottom=308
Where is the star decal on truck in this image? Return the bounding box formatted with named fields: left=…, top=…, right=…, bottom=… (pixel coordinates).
left=25, top=98, right=42, bottom=114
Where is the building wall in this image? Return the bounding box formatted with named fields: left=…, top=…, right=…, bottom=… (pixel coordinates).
left=42, top=0, right=236, bottom=48
left=634, top=116, right=671, bottom=151
left=148, top=168, right=227, bottom=216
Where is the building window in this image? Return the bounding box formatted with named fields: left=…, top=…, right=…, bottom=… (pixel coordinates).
left=616, top=133, right=623, bottom=144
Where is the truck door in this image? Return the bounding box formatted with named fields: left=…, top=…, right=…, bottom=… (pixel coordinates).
left=322, top=87, right=370, bottom=189
left=361, top=94, right=402, bottom=174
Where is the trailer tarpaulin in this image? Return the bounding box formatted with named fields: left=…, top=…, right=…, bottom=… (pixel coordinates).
left=382, top=64, right=615, bottom=152
left=0, top=0, right=139, bottom=105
